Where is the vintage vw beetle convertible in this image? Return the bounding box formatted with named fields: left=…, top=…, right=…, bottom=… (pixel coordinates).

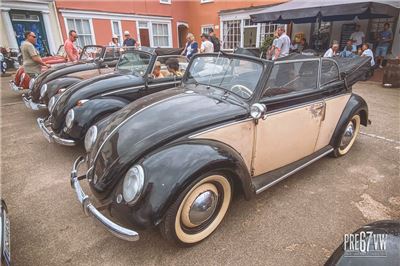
left=70, top=52, right=371, bottom=245
left=22, top=45, right=120, bottom=110
left=37, top=47, right=187, bottom=146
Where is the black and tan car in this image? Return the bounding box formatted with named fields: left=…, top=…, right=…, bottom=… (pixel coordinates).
left=70, top=53, right=371, bottom=245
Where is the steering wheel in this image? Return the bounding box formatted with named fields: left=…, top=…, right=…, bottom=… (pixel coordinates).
left=230, top=84, right=252, bottom=98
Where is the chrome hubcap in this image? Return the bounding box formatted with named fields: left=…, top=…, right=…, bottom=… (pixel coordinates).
left=340, top=121, right=355, bottom=149
left=188, top=190, right=218, bottom=226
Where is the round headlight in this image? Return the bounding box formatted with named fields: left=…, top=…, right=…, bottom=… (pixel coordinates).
left=250, top=103, right=266, bottom=119
left=48, top=96, right=56, bottom=112
left=65, top=109, right=75, bottom=129
left=29, top=78, right=35, bottom=90
left=40, top=84, right=47, bottom=98
left=122, top=165, right=144, bottom=204
left=84, top=125, right=97, bottom=152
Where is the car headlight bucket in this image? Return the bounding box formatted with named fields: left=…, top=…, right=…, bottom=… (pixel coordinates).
left=65, top=109, right=75, bottom=129
left=29, top=78, right=35, bottom=90
left=48, top=96, right=56, bottom=112
left=122, top=165, right=145, bottom=204
left=40, top=84, right=47, bottom=98
left=84, top=125, right=97, bottom=152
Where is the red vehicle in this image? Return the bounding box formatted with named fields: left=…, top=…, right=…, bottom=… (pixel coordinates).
left=9, top=45, right=67, bottom=92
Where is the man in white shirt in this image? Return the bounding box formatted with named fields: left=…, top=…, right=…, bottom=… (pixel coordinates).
left=200, top=33, right=214, bottom=53
left=274, top=25, right=291, bottom=60
left=350, top=24, right=365, bottom=49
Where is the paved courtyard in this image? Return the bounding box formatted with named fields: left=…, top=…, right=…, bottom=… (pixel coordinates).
left=1, top=75, right=399, bottom=265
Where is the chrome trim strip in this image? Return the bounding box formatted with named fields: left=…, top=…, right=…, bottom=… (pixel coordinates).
left=189, top=118, right=253, bottom=139
left=255, top=147, right=334, bottom=194
left=100, top=85, right=143, bottom=96
left=274, top=58, right=320, bottom=64
left=9, top=81, right=22, bottom=92
left=147, top=81, right=180, bottom=88
left=93, top=95, right=180, bottom=166
left=70, top=156, right=139, bottom=241
left=22, top=95, right=47, bottom=110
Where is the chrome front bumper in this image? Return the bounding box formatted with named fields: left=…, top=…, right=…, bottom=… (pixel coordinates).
left=22, top=95, right=47, bottom=110
left=36, top=117, right=76, bottom=146
left=9, top=80, right=22, bottom=92
left=71, top=156, right=139, bottom=241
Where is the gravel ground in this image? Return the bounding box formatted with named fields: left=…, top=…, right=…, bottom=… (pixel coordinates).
left=1, top=75, right=399, bottom=266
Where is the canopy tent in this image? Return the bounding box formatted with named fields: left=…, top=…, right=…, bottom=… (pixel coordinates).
left=251, top=0, right=400, bottom=24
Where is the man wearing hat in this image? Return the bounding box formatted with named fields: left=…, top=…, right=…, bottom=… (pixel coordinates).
left=122, top=31, right=137, bottom=47
left=108, top=34, right=120, bottom=47
left=200, top=33, right=214, bottom=53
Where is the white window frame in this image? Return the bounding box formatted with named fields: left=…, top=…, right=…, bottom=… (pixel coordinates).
left=151, top=22, right=171, bottom=48
left=136, top=20, right=173, bottom=48
left=160, top=0, right=171, bottom=4
left=201, top=24, right=214, bottom=34
left=110, top=20, right=123, bottom=46
left=64, top=17, right=96, bottom=46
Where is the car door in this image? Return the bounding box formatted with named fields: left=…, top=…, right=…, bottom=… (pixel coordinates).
left=252, top=59, right=325, bottom=176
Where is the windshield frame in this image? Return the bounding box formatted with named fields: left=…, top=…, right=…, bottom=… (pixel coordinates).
left=79, top=45, right=106, bottom=61
left=115, top=49, right=154, bottom=76
left=183, top=52, right=269, bottom=101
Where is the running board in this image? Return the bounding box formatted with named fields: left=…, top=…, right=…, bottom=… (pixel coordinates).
left=253, top=146, right=334, bottom=194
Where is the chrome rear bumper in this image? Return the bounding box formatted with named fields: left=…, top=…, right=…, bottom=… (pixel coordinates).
left=9, top=81, right=22, bottom=92
left=22, top=95, right=46, bottom=110
left=36, top=117, right=76, bottom=146
left=71, top=156, right=139, bottom=241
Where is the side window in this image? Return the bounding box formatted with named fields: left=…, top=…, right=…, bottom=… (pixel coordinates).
left=321, top=59, right=339, bottom=85
left=263, top=60, right=319, bottom=98
left=150, top=56, right=188, bottom=79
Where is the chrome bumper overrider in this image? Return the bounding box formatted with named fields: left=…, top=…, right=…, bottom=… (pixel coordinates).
left=36, top=117, right=76, bottom=146
left=9, top=81, right=22, bottom=92
left=22, top=95, right=47, bottom=110
left=71, top=156, right=139, bottom=241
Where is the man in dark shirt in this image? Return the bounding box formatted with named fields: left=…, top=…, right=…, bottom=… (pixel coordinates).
left=122, top=31, right=137, bottom=47
left=208, top=29, right=220, bottom=52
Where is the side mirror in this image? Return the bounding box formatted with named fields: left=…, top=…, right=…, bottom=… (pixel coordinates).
left=250, top=103, right=267, bottom=120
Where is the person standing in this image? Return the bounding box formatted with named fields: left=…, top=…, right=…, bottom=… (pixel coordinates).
left=274, top=25, right=291, bottom=60
left=200, top=33, right=214, bottom=53
left=64, top=30, right=79, bottom=62
left=181, top=33, right=198, bottom=59
left=324, top=41, right=340, bottom=57
left=350, top=24, right=365, bottom=50
left=376, top=23, right=393, bottom=68
left=108, top=34, right=120, bottom=47
left=208, top=29, right=220, bottom=52
left=20, top=31, right=50, bottom=77
left=122, top=31, right=137, bottom=47
left=267, top=29, right=279, bottom=60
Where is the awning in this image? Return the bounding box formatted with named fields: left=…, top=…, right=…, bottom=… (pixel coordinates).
left=251, top=0, right=400, bottom=23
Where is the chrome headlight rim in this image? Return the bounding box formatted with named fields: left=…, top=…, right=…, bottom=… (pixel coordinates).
left=65, top=109, right=75, bottom=129
left=122, top=165, right=145, bottom=205
left=40, top=84, right=48, bottom=98
left=29, top=78, right=35, bottom=90
left=84, top=125, right=98, bottom=152
left=48, top=96, right=56, bottom=112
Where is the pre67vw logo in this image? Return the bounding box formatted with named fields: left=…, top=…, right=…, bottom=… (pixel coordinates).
left=344, top=231, right=387, bottom=257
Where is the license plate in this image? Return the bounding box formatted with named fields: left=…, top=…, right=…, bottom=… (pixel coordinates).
left=3, top=212, right=11, bottom=265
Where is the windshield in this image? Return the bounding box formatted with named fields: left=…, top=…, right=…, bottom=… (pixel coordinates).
left=79, top=46, right=103, bottom=61
left=185, top=55, right=263, bottom=99
left=116, top=50, right=151, bottom=76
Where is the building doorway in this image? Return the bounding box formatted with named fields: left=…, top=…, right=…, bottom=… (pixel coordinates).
left=10, top=10, right=49, bottom=56
left=178, top=23, right=188, bottom=48
left=139, top=29, right=150, bottom=47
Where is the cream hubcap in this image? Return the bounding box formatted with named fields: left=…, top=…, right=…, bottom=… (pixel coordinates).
left=339, top=115, right=360, bottom=155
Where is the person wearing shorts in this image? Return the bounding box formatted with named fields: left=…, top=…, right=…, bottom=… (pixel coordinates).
left=375, top=23, right=393, bottom=68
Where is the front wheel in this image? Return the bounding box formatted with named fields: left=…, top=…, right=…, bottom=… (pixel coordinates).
left=160, top=172, right=232, bottom=246
left=332, top=114, right=361, bottom=157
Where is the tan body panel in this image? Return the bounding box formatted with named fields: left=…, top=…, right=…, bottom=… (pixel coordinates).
left=68, top=67, right=113, bottom=80
left=314, top=94, right=351, bottom=150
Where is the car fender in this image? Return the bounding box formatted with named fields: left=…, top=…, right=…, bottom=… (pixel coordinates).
left=46, top=77, right=83, bottom=100
left=70, top=97, right=129, bottom=140
left=126, top=139, right=254, bottom=227
left=330, top=93, right=369, bottom=148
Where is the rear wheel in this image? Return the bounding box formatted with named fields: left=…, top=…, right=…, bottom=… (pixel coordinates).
left=160, top=172, right=232, bottom=246
left=332, top=114, right=361, bottom=157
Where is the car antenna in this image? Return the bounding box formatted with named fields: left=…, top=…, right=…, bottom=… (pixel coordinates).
left=207, top=27, right=230, bottom=90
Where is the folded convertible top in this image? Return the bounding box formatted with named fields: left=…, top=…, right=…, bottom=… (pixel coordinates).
left=331, top=56, right=371, bottom=87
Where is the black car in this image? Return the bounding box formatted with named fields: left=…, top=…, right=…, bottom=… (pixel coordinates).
left=70, top=53, right=371, bottom=245
left=37, top=47, right=187, bottom=146
left=23, top=45, right=120, bottom=110
left=0, top=200, right=10, bottom=266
